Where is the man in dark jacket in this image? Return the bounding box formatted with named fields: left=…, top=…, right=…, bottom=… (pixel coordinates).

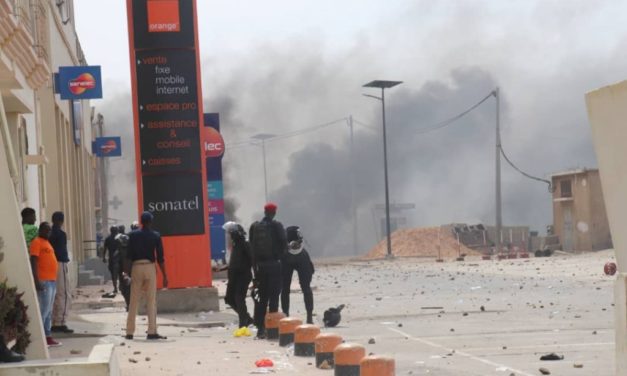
left=249, top=203, right=287, bottom=338
left=281, top=225, right=315, bottom=324
left=50, top=212, right=74, bottom=333
left=116, top=225, right=131, bottom=311
left=102, top=226, right=119, bottom=295
left=223, top=222, right=254, bottom=328
left=125, top=212, right=168, bottom=340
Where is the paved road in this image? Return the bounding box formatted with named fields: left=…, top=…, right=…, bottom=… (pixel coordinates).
left=54, top=250, right=616, bottom=375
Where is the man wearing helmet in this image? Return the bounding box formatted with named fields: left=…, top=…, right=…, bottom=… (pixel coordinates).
left=281, top=226, right=315, bottom=324
left=222, top=222, right=254, bottom=328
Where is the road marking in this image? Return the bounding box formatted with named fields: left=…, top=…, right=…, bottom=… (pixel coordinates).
left=388, top=327, right=536, bottom=376
left=465, top=341, right=613, bottom=353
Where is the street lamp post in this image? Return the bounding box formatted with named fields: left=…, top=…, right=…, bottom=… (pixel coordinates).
left=252, top=133, right=276, bottom=203
left=363, top=80, right=403, bottom=258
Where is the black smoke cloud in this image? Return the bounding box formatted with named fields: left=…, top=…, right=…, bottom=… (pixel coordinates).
left=97, top=1, right=627, bottom=257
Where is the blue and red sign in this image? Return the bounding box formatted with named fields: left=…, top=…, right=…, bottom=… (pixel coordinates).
left=92, top=137, right=122, bottom=157
left=56, top=66, right=103, bottom=100
left=205, top=113, right=226, bottom=260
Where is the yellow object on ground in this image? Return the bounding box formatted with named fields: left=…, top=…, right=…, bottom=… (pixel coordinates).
left=233, top=326, right=252, bottom=337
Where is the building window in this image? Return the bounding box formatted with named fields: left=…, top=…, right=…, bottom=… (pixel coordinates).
left=560, top=180, right=572, bottom=198
left=55, top=0, right=72, bottom=24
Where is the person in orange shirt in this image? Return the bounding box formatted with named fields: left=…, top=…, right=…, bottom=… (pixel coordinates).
left=30, top=222, right=61, bottom=347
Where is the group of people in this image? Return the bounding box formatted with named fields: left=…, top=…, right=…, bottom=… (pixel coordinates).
left=21, top=207, right=73, bottom=348
left=14, top=202, right=313, bottom=349
left=20, top=208, right=169, bottom=348
left=222, top=202, right=315, bottom=339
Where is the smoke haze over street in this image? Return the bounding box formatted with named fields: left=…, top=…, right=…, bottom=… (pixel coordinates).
left=78, top=0, right=627, bottom=256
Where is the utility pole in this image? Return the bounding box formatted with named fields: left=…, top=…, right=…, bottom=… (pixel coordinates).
left=252, top=133, right=276, bottom=203
left=348, top=115, right=358, bottom=255
left=494, top=87, right=502, bottom=256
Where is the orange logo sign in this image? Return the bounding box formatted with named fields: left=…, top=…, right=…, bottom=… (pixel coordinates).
left=147, top=0, right=180, bottom=33
left=204, top=127, right=225, bottom=158
left=68, top=73, right=96, bottom=95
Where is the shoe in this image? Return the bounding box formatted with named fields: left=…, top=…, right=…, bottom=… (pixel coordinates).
left=0, top=345, right=24, bottom=363
left=46, top=337, right=62, bottom=347
left=125, top=334, right=133, bottom=340
left=256, top=330, right=266, bottom=340
left=51, top=325, right=74, bottom=334
left=146, top=334, right=167, bottom=340
left=246, top=316, right=254, bottom=327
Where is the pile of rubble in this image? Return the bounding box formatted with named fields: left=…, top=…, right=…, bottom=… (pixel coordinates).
left=363, top=226, right=480, bottom=259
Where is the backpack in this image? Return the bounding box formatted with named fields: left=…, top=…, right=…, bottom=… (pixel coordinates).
left=115, top=233, right=129, bottom=250
left=251, top=220, right=276, bottom=262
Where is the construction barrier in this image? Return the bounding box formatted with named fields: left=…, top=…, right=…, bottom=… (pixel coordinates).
left=360, top=355, right=395, bottom=376
left=278, top=317, right=302, bottom=347
left=315, top=333, right=343, bottom=368
left=294, top=324, right=320, bottom=356
left=333, top=343, right=365, bottom=376
left=265, top=312, right=286, bottom=340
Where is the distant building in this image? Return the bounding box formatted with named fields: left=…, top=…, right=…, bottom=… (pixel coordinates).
left=551, top=168, right=612, bottom=251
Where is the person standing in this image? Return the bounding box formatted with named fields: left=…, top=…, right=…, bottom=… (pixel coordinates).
left=125, top=212, right=168, bottom=340
left=281, top=226, right=315, bottom=324
left=249, top=203, right=287, bottom=339
left=223, top=223, right=254, bottom=328
left=21, top=207, right=38, bottom=251
left=49, top=212, right=74, bottom=334
left=102, top=226, right=120, bottom=295
left=29, top=222, right=61, bottom=347
left=115, top=225, right=131, bottom=311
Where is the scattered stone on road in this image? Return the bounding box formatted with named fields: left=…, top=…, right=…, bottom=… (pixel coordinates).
left=319, top=360, right=332, bottom=369
left=539, top=367, right=551, bottom=375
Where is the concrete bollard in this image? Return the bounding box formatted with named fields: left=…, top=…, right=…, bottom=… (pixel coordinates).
left=278, top=317, right=302, bottom=346
left=294, top=324, right=320, bottom=356
left=360, top=355, right=395, bottom=376
left=315, top=333, right=343, bottom=368
left=265, top=312, right=286, bottom=340
left=333, top=343, right=365, bottom=376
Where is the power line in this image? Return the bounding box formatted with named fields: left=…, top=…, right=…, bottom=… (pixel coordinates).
left=270, top=117, right=347, bottom=141
left=355, top=89, right=552, bottom=192
left=225, top=117, right=348, bottom=149
left=500, top=139, right=554, bottom=193
left=352, top=119, right=378, bottom=132
left=413, top=91, right=495, bottom=134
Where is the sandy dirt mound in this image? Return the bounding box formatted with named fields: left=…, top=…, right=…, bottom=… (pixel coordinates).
left=364, top=226, right=480, bottom=259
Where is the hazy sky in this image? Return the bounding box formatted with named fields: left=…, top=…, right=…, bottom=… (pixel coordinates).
left=74, top=0, right=627, bottom=256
